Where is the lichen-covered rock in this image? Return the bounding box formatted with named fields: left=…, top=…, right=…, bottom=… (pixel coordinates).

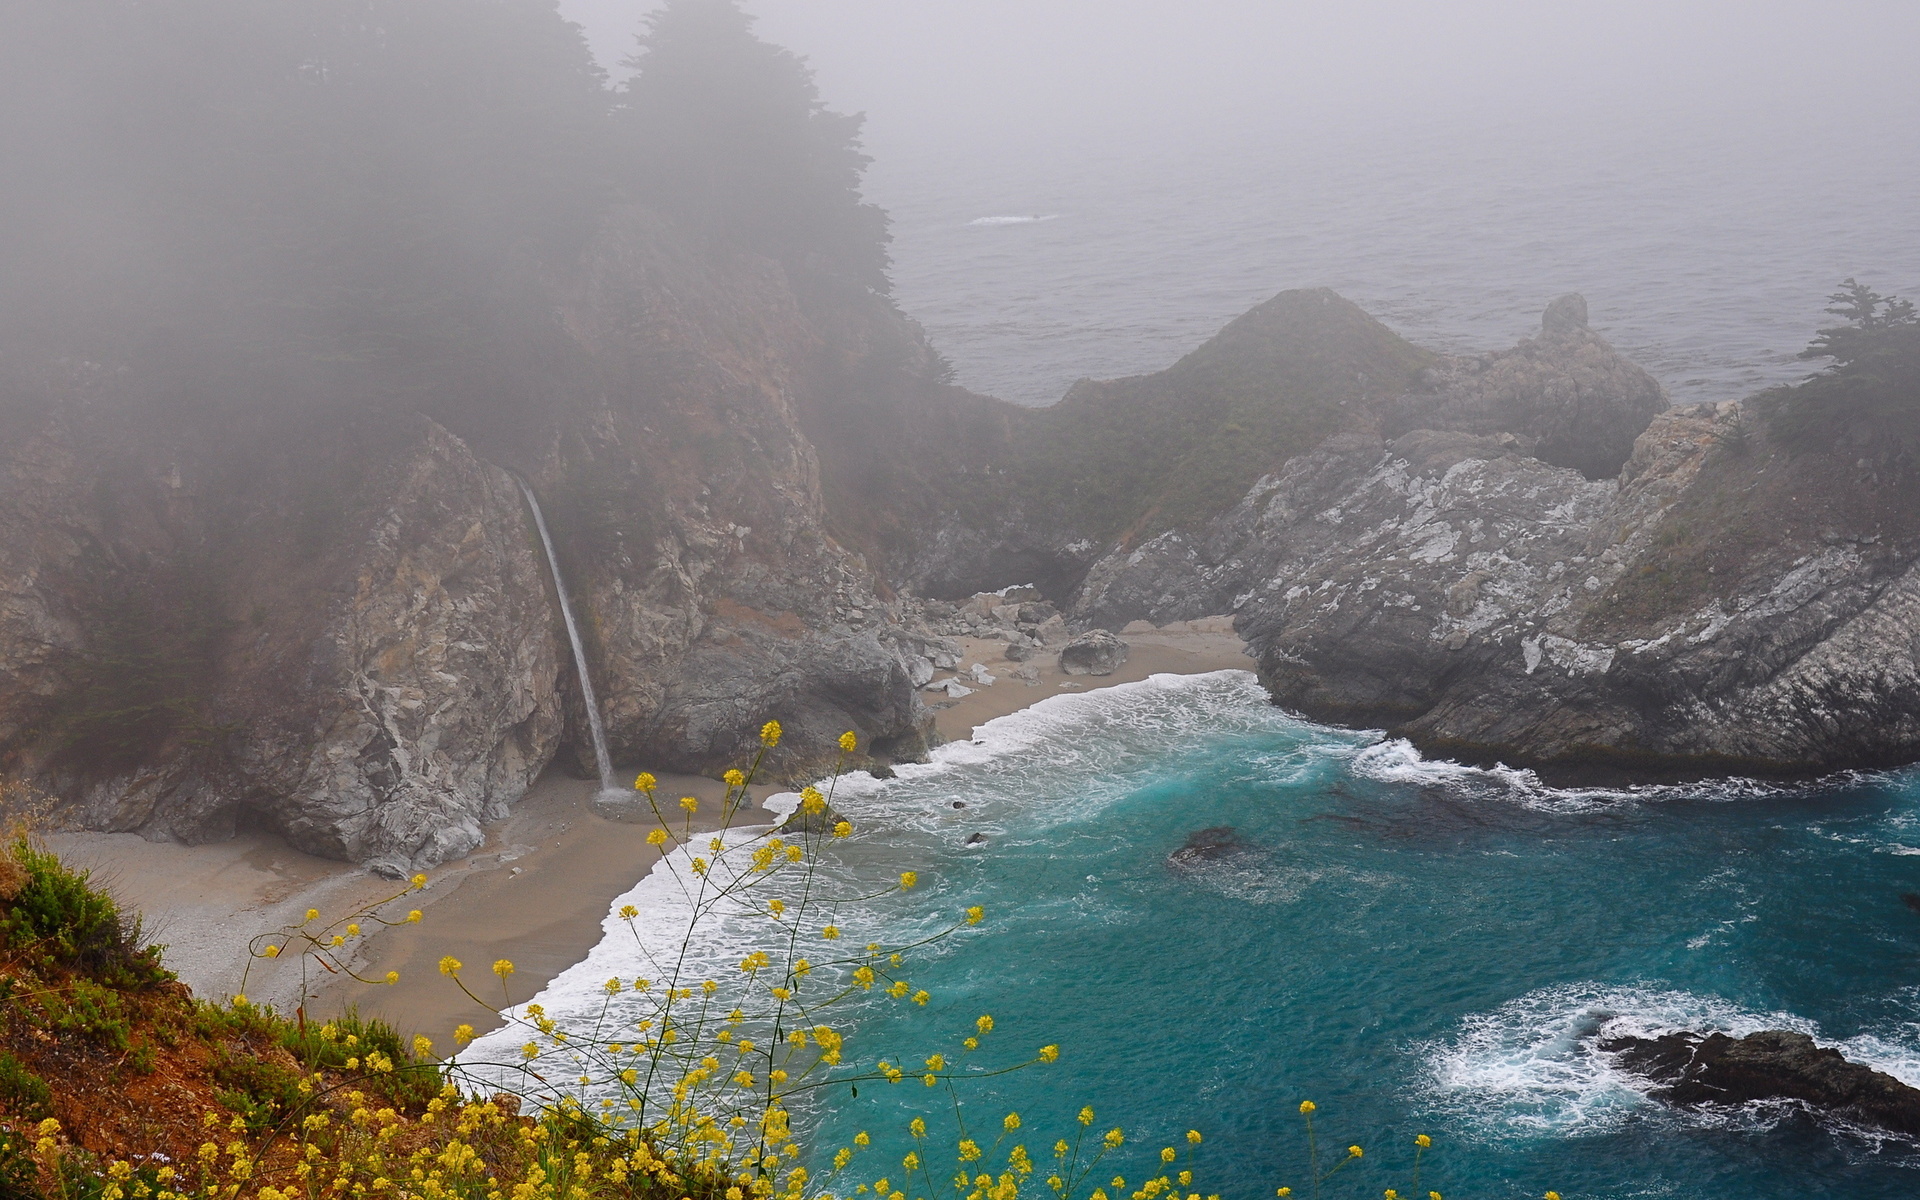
left=1059, top=629, right=1128, bottom=676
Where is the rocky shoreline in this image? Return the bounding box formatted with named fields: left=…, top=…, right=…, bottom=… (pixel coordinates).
left=6, top=276, right=1916, bottom=868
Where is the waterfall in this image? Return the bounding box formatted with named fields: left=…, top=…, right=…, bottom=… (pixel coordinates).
left=519, top=481, right=616, bottom=794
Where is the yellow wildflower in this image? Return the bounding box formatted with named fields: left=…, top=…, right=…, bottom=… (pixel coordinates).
left=834, top=820, right=853, bottom=837
left=438, top=956, right=462, bottom=976
left=1104, top=1129, right=1124, bottom=1149
left=620, top=904, right=639, bottom=919
left=900, top=871, right=917, bottom=889
left=406, top=909, right=422, bottom=923
left=823, top=924, right=841, bottom=939
left=493, top=959, right=515, bottom=978
left=413, top=1035, right=433, bottom=1058
left=634, top=772, right=657, bottom=792
left=1039, top=1045, right=1060, bottom=1062
left=1079, top=1107, right=1095, bottom=1126
left=910, top=1118, right=926, bottom=1137
left=977, top=1014, right=994, bottom=1033
left=385, top=970, right=399, bottom=985
left=840, top=730, right=858, bottom=752
left=1347, top=1146, right=1363, bottom=1159
left=724, top=769, right=746, bottom=787
left=680, top=795, right=699, bottom=813
left=1186, top=1130, right=1202, bottom=1144
left=1004, top=1114, right=1021, bottom=1132
left=760, top=720, right=782, bottom=747
left=454, top=1024, right=475, bottom=1047
left=262, top=944, right=280, bottom=958
left=1298, top=1101, right=1316, bottom=1115
left=647, top=829, right=668, bottom=846
left=1160, top=1148, right=1176, bottom=1164
left=410, top=873, right=427, bottom=888
left=304, top=908, right=319, bottom=922
left=1415, top=1134, right=1431, bottom=1149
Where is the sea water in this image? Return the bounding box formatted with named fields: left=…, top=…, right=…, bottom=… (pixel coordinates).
left=869, top=113, right=1920, bottom=409
left=471, top=672, right=1920, bottom=1197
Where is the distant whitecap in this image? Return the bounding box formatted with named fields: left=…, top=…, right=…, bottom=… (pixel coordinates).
left=966, top=213, right=1061, bottom=227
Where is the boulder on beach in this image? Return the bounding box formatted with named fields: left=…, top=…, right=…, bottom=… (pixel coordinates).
left=1059, top=629, right=1128, bottom=676
left=1601, top=1028, right=1920, bottom=1137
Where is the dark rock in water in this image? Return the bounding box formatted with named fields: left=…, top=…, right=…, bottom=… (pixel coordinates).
left=1902, top=892, right=1920, bottom=914
left=1167, top=825, right=1255, bottom=871
left=964, top=832, right=988, bottom=845
left=1059, top=629, right=1128, bottom=676
left=1601, top=1028, right=1920, bottom=1137
left=952, top=800, right=966, bottom=809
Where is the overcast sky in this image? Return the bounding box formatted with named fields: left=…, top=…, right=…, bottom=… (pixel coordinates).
left=556, top=0, right=1920, bottom=160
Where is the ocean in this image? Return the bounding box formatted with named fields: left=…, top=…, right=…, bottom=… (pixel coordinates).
left=866, top=111, right=1920, bottom=408
left=470, top=673, right=1920, bottom=1198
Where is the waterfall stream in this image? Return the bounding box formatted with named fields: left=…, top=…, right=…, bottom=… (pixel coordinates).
left=519, top=481, right=616, bottom=794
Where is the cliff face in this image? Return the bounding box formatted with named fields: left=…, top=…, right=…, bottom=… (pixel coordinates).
left=0, top=207, right=946, bottom=870
left=1065, top=297, right=1920, bottom=778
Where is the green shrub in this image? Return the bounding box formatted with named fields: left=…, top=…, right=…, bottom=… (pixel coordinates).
left=0, top=1052, right=50, bottom=1121
left=0, top=840, right=168, bottom=987
left=43, top=979, right=131, bottom=1052
left=210, top=1049, right=303, bottom=1131
left=277, top=1009, right=442, bottom=1111
left=0, top=1128, right=35, bottom=1200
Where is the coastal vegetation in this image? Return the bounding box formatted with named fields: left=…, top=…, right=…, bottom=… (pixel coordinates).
left=1755, top=278, right=1920, bottom=471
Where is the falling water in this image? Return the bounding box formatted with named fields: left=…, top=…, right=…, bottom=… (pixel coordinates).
left=518, top=481, right=616, bottom=794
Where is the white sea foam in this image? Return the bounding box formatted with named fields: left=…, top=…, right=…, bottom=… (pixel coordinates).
left=1342, top=736, right=1834, bottom=813
left=966, top=214, right=1061, bottom=226
left=460, top=670, right=1283, bottom=1090
left=1424, top=982, right=1920, bottom=1140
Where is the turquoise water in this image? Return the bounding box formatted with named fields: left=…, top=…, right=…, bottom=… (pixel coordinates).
left=485, top=672, right=1920, bottom=1198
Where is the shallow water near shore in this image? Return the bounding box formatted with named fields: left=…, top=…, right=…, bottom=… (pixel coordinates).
left=478, top=671, right=1920, bottom=1197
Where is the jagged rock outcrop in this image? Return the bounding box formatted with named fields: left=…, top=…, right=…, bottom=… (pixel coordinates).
left=1603, top=1029, right=1920, bottom=1136
left=1067, top=297, right=1920, bottom=778
left=1382, top=293, right=1667, bottom=479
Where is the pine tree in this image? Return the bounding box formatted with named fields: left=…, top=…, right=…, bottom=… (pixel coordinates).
left=614, top=0, right=891, bottom=293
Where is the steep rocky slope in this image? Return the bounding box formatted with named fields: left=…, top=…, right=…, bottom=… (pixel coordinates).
left=1065, top=297, right=1920, bottom=779
left=0, top=208, right=959, bottom=871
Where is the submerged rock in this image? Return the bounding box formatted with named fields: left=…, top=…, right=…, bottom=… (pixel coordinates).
left=1059, top=629, right=1128, bottom=676
left=1602, top=1029, right=1920, bottom=1137
left=1167, top=825, right=1256, bottom=871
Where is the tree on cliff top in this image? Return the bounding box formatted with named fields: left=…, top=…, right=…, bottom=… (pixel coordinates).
left=1757, top=278, right=1920, bottom=471
left=614, top=0, right=891, bottom=294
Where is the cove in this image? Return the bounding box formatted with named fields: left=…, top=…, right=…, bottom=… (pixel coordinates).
left=485, top=671, right=1920, bottom=1197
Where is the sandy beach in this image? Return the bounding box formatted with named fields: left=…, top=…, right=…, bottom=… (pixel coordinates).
left=48, top=625, right=1254, bottom=1045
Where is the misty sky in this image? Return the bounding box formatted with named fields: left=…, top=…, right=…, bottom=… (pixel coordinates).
left=558, top=0, right=1920, bottom=157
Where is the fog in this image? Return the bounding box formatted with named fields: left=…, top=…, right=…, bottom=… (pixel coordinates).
left=563, top=0, right=1920, bottom=154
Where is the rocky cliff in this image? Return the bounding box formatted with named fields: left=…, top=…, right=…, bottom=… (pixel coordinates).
left=1063, top=296, right=1920, bottom=779
left=0, top=208, right=959, bottom=871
